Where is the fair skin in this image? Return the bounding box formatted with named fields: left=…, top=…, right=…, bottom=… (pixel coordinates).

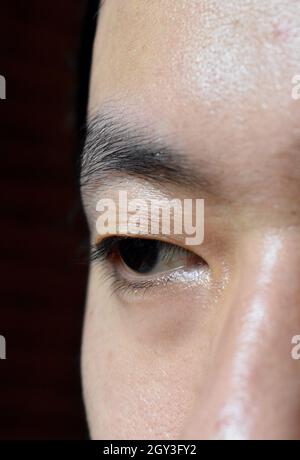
left=81, top=0, right=300, bottom=439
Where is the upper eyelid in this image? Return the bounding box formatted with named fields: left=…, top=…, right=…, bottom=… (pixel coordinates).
left=94, top=231, right=197, bottom=255
left=92, top=234, right=197, bottom=261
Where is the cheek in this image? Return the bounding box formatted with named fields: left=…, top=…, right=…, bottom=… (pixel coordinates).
left=81, top=283, right=212, bottom=440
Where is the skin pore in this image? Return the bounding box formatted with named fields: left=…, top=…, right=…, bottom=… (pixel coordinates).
left=81, top=0, right=300, bottom=439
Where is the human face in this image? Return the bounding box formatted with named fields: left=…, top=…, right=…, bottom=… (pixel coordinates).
left=81, top=0, right=300, bottom=439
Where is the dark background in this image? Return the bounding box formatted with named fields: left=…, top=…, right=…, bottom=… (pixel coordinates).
left=0, top=1, right=99, bottom=439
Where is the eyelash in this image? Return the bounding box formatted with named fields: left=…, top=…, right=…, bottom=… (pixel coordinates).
left=89, top=236, right=207, bottom=298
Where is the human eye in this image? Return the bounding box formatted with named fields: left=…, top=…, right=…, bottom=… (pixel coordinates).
left=90, top=236, right=209, bottom=298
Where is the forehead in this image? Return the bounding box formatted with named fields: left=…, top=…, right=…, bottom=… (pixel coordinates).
left=88, top=0, right=300, bottom=203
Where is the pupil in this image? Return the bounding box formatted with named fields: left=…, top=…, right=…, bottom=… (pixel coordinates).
left=118, top=238, right=159, bottom=274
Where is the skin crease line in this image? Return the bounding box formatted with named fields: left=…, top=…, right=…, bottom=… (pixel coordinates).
left=80, top=0, right=300, bottom=440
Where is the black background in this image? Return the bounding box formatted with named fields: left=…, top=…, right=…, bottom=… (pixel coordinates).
left=0, top=1, right=99, bottom=439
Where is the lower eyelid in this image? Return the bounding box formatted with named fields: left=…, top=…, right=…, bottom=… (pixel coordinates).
left=108, top=265, right=212, bottom=303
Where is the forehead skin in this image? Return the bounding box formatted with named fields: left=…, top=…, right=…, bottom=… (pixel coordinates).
left=89, top=0, right=300, bottom=212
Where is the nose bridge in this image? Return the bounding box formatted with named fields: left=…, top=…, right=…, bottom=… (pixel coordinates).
left=225, top=230, right=300, bottom=365
left=214, top=232, right=299, bottom=438
left=184, top=229, right=300, bottom=439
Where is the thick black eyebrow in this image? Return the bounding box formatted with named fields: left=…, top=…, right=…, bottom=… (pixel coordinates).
left=80, top=111, right=215, bottom=194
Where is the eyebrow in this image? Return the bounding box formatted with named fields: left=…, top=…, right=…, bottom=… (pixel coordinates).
left=80, top=111, right=217, bottom=195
